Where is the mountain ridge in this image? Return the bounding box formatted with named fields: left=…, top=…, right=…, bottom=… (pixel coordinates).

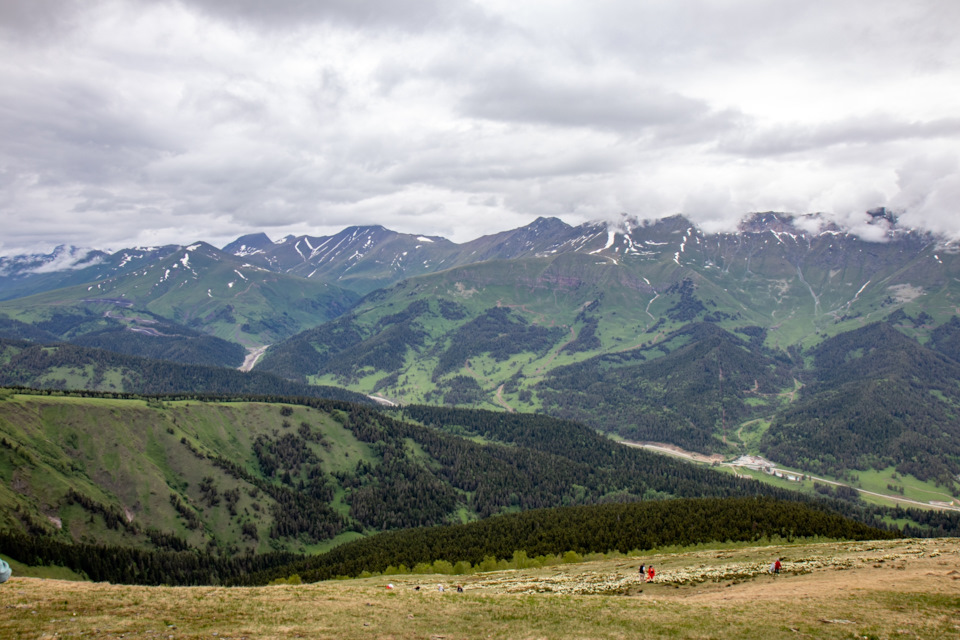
left=3, top=211, right=952, bottom=301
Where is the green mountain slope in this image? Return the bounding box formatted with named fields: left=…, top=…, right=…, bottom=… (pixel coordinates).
left=760, top=322, right=960, bottom=484
left=0, top=245, right=179, bottom=302
left=69, top=321, right=246, bottom=368
left=0, top=393, right=357, bottom=555
left=256, top=251, right=701, bottom=396
left=256, top=214, right=960, bottom=405
left=535, top=322, right=795, bottom=451
left=1, top=391, right=865, bottom=556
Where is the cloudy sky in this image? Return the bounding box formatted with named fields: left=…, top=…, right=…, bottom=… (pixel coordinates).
left=2, top=0, right=959, bottom=254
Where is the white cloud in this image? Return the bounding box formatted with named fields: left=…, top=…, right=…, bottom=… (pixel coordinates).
left=2, top=0, right=960, bottom=254
left=24, top=246, right=103, bottom=274
left=890, top=154, right=960, bottom=235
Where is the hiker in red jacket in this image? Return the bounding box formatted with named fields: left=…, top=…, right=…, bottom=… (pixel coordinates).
left=647, top=566, right=655, bottom=581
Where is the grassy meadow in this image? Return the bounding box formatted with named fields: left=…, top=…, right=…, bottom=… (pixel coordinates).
left=1, top=538, right=957, bottom=639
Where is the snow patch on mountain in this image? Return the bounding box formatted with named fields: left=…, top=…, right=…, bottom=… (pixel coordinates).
left=587, top=231, right=617, bottom=256
left=232, top=245, right=264, bottom=256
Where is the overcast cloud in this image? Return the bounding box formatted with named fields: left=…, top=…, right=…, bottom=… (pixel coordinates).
left=1, top=0, right=959, bottom=253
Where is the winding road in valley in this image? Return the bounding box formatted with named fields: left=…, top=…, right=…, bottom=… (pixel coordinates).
left=621, top=440, right=960, bottom=512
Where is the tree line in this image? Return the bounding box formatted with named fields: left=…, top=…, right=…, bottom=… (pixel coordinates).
left=236, top=496, right=896, bottom=585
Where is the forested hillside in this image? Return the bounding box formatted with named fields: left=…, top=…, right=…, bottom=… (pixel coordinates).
left=0, top=390, right=783, bottom=547
left=0, top=310, right=246, bottom=368
left=0, top=339, right=366, bottom=402
left=4, top=390, right=935, bottom=557
left=760, top=323, right=960, bottom=484
left=535, top=323, right=794, bottom=451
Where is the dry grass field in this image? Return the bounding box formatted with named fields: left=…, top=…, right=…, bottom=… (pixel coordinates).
left=1, top=538, right=958, bottom=640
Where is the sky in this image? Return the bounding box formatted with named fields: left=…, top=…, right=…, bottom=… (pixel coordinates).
left=2, top=0, right=959, bottom=255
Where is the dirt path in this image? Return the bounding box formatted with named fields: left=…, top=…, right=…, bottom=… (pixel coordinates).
left=645, top=292, right=659, bottom=319
left=463, top=359, right=486, bottom=384
left=462, top=361, right=515, bottom=412
left=379, top=538, right=960, bottom=601
left=621, top=440, right=724, bottom=464
left=494, top=384, right=514, bottom=412
left=616, top=330, right=664, bottom=353
left=239, top=345, right=269, bottom=372
left=533, top=326, right=576, bottom=374
left=667, top=539, right=960, bottom=604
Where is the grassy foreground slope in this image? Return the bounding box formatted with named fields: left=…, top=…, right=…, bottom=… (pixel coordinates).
left=1, top=538, right=957, bottom=640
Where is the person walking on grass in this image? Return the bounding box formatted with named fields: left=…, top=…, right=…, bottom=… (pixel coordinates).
left=647, top=566, right=655, bottom=582
left=774, top=558, right=782, bottom=575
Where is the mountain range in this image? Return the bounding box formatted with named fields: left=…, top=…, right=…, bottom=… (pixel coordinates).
left=1, top=211, right=959, bottom=497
